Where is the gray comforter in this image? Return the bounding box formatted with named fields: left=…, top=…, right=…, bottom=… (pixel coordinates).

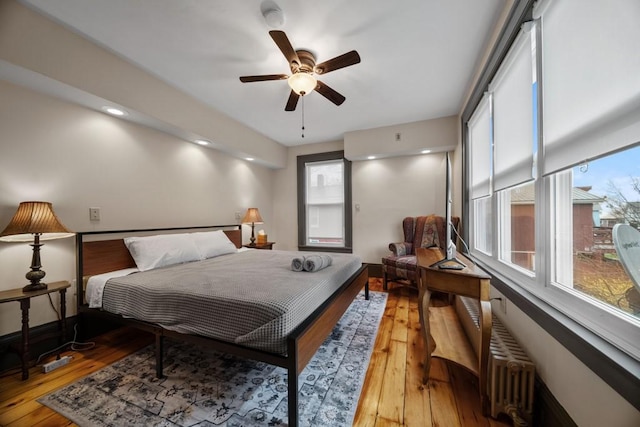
left=102, top=249, right=362, bottom=354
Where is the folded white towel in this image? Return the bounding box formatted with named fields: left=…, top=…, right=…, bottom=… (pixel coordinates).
left=303, top=254, right=333, bottom=272
left=291, top=256, right=305, bottom=271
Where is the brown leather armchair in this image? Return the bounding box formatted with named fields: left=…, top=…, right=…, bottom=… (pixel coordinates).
left=381, top=215, right=459, bottom=290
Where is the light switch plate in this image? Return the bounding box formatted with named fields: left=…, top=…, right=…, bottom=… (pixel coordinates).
left=89, top=207, right=100, bottom=221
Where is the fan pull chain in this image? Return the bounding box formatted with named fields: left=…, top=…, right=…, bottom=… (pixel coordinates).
left=301, top=96, right=305, bottom=138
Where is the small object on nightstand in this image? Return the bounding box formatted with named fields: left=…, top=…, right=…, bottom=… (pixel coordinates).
left=243, top=242, right=274, bottom=250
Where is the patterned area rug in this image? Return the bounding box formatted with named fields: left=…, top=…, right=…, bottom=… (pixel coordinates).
left=39, top=290, right=386, bottom=426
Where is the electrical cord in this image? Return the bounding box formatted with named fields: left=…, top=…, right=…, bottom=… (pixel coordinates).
left=451, top=221, right=475, bottom=263
left=0, top=323, right=96, bottom=379
left=0, top=290, right=96, bottom=378
left=47, top=293, right=60, bottom=320
left=36, top=320, right=95, bottom=365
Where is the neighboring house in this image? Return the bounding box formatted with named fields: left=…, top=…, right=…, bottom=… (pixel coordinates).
left=510, top=184, right=605, bottom=269
left=600, top=202, right=640, bottom=229
left=599, top=213, right=620, bottom=228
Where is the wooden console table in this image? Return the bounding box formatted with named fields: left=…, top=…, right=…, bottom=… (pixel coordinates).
left=0, top=281, right=70, bottom=379
left=416, top=247, right=492, bottom=414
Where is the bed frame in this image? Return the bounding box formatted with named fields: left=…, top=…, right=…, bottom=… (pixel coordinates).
left=76, top=225, right=369, bottom=426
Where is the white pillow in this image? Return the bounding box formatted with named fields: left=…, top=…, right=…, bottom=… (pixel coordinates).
left=190, top=230, right=238, bottom=259
left=124, top=233, right=201, bottom=271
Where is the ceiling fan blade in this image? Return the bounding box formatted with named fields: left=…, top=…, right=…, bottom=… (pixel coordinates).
left=315, top=50, right=361, bottom=74
left=269, top=30, right=301, bottom=69
left=285, top=90, right=300, bottom=111
left=239, top=74, right=288, bottom=83
left=315, top=81, right=346, bottom=106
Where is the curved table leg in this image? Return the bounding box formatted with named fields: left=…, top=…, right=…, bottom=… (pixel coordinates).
left=478, top=299, right=493, bottom=415
left=419, top=286, right=435, bottom=384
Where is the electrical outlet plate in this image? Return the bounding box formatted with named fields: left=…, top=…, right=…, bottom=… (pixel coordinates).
left=89, top=207, right=100, bottom=221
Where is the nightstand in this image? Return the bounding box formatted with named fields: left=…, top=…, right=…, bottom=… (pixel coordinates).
left=0, top=280, right=70, bottom=379
left=243, top=242, right=275, bottom=250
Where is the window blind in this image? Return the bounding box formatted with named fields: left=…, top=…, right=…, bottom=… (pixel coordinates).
left=469, top=93, right=492, bottom=199
left=490, top=26, right=535, bottom=191
left=535, top=0, right=640, bottom=175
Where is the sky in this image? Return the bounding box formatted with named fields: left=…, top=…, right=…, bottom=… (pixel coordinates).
left=573, top=144, right=640, bottom=205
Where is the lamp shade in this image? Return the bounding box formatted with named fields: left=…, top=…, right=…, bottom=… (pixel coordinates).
left=288, top=72, right=317, bottom=95
left=241, top=208, right=264, bottom=224
left=0, top=201, right=74, bottom=242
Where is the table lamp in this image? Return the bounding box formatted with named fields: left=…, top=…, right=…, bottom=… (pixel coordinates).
left=0, top=201, right=74, bottom=292
left=241, top=208, right=264, bottom=246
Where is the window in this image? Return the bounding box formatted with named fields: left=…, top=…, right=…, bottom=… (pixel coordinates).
left=297, top=151, right=352, bottom=252
left=551, top=147, right=640, bottom=318
left=498, top=182, right=536, bottom=273
left=464, top=0, right=640, bottom=363
left=472, top=196, right=492, bottom=255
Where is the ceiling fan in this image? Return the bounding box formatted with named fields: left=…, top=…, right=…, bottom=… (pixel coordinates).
left=240, top=31, right=361, bottom=111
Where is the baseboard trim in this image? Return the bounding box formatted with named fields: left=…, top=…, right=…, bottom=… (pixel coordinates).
left=368, top=263, right=382, bottom=278
left=534, top=375, right=577, bottom=427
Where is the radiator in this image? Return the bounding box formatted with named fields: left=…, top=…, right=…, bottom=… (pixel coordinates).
left=455, top=296, right=535, bottom=426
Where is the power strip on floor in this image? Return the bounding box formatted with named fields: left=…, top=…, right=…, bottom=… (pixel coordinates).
left=42, top=355, right=72, bottom=373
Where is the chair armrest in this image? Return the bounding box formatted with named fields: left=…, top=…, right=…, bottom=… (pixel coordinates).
left=389, top=242, right=412, bottom=256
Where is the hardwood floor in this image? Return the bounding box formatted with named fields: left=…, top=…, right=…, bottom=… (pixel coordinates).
left=0, top=278, right=512, bottom=426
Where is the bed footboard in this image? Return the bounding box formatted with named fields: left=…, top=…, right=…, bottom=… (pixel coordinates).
left=286, top=264, right=368, bottom=426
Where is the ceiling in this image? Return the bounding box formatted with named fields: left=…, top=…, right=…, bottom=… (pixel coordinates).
left=18, top=0, right=504, bottom=147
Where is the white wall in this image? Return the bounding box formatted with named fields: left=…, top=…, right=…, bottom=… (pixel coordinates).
left=352, top=154, right=445, bottom=264
left=0, top=80, right=274, bottom=336
left=344, top=116, right=458, bottom=160
left=0, top=0, right=286, bottom=169
left=272, top=139, right=447, bottom=264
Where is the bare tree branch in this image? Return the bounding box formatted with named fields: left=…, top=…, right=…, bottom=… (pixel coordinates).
left=606, top=178, right=640, bottom=228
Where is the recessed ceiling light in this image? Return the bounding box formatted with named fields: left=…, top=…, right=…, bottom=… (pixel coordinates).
left=103, top=107, right=126, bottom=116
left=421, top=149, right=432, bottom=154
left=195, top=139, right=211, bottom=146
left=367, top=156, right=376, bottom=160
left=246, top=157, right=255, bottom=161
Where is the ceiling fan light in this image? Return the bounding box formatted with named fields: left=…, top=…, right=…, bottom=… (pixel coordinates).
left=288, top=73, right=317, bottom=96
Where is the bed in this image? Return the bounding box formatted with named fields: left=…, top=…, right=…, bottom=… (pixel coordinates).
left=76, top=225, right=369, bottom=426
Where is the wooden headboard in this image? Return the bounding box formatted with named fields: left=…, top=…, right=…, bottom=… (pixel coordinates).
left=77, top=225, right=242, bottom=307
left=80, top=229, right=241, bottom=277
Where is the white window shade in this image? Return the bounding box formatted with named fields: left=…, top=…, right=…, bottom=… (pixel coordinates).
left=490, top=27, right=535, bottom=191
left=469, top=94, right=492, bottom=199
left=535, top=0, right=640, bottom=175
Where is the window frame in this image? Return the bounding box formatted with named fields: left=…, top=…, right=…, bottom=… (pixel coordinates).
left=461, top=0, right=640, bottom=411
left=296, top=150, right=352, bottom=253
